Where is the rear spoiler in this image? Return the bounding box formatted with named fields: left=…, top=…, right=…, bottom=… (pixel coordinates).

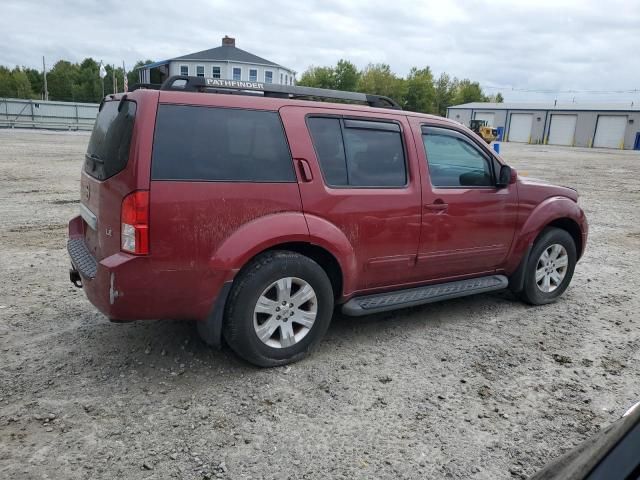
left=129, top=83, right=162, bottom=92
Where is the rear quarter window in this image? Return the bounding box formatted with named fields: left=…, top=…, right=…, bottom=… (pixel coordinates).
left=85, top=100, right=136, bottom=180
left=151, top=105, right=295, bottom=182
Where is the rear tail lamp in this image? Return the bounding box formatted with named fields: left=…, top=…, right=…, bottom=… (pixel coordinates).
left=121, top=190, right=149, bottom=255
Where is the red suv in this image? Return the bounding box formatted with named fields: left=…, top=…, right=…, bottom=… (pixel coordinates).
left=68, top=76, right=588, bottom=366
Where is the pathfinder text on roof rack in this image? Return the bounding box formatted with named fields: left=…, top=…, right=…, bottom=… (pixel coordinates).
left=156, top=75, right=403, bottom=109
left=206, top=79, right=265, bottom=89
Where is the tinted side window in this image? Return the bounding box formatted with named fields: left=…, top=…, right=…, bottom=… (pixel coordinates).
left=307, top=117, right=406, bottom=188
left=422, top=128, right=493, bottom=187
left=307, top=117, right=348, bottom=185
left=152, top=105, right=295, bottom=182
left=85, top=100, right=136, bottom=180
left=343, top=122, right=406, bottom=187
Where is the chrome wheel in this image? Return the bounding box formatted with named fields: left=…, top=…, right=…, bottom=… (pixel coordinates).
left=253, top=277, right=318, bottom=349
left=535, top=244, right=569, bottom=293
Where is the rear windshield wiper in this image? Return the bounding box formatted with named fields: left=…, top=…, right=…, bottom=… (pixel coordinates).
left=85, top=153, right=105, bottom=176
left=85, top=153, right=104, bottom=164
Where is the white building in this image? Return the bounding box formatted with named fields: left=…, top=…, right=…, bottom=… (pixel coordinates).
left=137, top=36, right=296, bottom=86
left=448, top=102, right=640, bottom=150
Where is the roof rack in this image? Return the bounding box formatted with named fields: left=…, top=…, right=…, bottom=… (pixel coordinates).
left=158, top=76, right=402, bottom=110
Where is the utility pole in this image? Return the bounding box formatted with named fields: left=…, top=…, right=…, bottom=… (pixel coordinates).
left=42, top=56, right=49, bottom=101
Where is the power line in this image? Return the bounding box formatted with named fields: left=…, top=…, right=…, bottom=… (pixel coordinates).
left=481, top=85, right=640, bottom=95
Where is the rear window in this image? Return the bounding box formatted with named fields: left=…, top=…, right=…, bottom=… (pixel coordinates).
left=84, top=100, right=136, bottom=180
left=151, top=105, right=295, bottom=182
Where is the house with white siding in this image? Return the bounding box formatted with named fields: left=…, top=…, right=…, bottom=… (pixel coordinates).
left=137, top=36, right=296, bottom=86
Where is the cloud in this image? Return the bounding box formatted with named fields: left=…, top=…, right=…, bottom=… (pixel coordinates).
left=1, top=0, right=639, bottom=102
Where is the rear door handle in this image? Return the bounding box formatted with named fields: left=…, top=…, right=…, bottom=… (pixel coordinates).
left=296, top=159, right=313, bottom=182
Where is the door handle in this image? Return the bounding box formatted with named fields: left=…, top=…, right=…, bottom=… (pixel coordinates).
left=296, top=159, right=313, bottom=182
left=424, top=201, right=448, bottom=211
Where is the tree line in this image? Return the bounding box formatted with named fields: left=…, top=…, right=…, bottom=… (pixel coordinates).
left=297, top=60, right=503, bottom=116
left=0, top=57, right=503, bottom=115
left=0, top=58, right=157, bottom=103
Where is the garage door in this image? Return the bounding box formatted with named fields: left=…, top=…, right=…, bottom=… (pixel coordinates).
left=548, top=115, right=577, bottom=146
left=474, top=112, right=495, bottom=125
left=508, top=113, right=533, bottom=143
left=593, top=115, right=627, bottom=149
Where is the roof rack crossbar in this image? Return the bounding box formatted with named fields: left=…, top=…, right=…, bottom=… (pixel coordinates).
left=159, top=76, right=402, bottom=110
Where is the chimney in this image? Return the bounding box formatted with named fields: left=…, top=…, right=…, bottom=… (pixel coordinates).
left=222, top=36, right=235, bottom=47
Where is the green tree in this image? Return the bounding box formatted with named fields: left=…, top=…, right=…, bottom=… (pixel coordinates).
left=24, top=68, right=43, bottom=98
left=432, top=73, right=457, bottom=116
left=454, top=79, right=487, bottom=105
left=297, top=65, right=335, bottom=89
left=0, top=66, right=11, bottom=97
left=357, top=63, right=405, bottom=103
left=333, top=59, right=359, bottom=91
left=9, top=68, right=33, bottom=98
left=74, top=58, right=102, bottom=102
left=404, top=66, right=435, bottom=113
left=487, top=92, right=504, bottom=103
left=47, top=60, right=78, bottom=101
left=127, top=63, right=142, bottom=89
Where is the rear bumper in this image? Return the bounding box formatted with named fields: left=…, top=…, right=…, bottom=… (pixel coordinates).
left=67, top=215, right=225, bottom=322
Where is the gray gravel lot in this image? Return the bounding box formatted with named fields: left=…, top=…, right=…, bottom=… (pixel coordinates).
left=0, top=129, right=639, bottom=479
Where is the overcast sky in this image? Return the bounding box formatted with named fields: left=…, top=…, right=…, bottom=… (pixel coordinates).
left=2, top=0, right=639, bottom=103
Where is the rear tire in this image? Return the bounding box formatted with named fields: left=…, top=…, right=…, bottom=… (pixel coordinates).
left=519, top=227, right=577, bottom=305
left=223, top=251, right=334, bottom=367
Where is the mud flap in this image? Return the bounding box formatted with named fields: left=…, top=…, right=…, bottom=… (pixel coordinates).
left=196, top=282, right=232, bottom=349
left=508, top=245, right=532, bottom=293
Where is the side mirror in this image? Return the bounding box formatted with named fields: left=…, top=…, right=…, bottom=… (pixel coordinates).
left=496, top=165, right=513, bottom=188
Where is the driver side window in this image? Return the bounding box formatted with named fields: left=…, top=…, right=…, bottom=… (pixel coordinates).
left=422, top=127, right=493, bottom=187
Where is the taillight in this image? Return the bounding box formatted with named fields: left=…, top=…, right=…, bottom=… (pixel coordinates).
left=121, top=190, right=149, bottom=255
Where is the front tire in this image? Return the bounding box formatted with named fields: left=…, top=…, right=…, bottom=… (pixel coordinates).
left=223, top=251, right=334, bottom=367
left=519, top=227, right=577, bottom=305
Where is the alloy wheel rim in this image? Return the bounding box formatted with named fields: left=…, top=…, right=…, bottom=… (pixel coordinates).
left=535, top=244, right=569, bottom=293
left=253, top=277, right=317, bottom=349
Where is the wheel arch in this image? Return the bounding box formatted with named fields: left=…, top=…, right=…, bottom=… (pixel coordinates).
left=546, top=217, right=583, bottom=260
left=224, top=241, right=345, bottom=304
left=202, top=212, right=350, bottom=348
left=210, top=212, right=357, bottom=299
left=260, top=242, right=344, bottom=301
left=507, top=196, right=586, bottom=272
left=509, top=217, right=581, bottom=294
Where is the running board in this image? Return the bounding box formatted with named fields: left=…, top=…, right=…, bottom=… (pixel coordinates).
left=341, top=275, right=509, bottom=316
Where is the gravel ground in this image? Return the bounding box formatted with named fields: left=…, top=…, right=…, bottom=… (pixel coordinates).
left=0, top=129, right=638, bottom=480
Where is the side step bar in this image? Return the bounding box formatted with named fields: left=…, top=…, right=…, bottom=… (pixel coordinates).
left=341, top=275, right=509, bottom=316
